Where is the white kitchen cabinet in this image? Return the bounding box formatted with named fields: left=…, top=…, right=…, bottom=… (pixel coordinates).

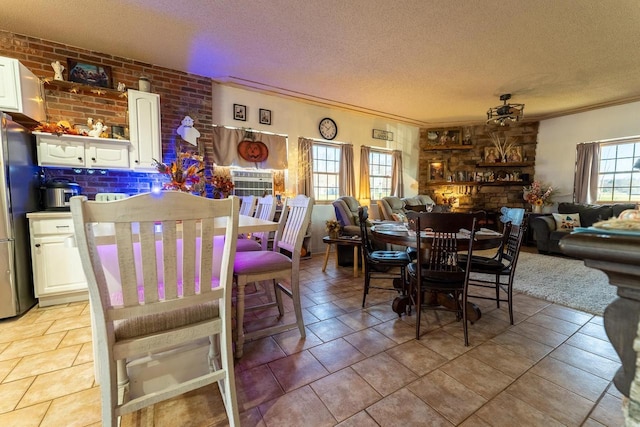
left=27, top=212, right=87, bottom=307
left=0, top=56, right=45, bottom=123
left=35, top=132, right=130, bottom=169
left=128, top=89, right=161, bottom=170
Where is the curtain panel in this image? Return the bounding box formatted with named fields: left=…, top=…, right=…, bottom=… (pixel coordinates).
left=297, top=137, right=314, bottom=197
left=391, top=149, right=404, bottom=197
left=212, top=127, right=288, bottom=169
left=340, top=144, right=356, bottom=197
left=359, top=146, right=371, bottom=201
left=574, top=142, right=600, bottom=203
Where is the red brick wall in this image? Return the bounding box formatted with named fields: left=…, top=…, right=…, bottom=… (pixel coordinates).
left=0, top=30, right=213, bottom=198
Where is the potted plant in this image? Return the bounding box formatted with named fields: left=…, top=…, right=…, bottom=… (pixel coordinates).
left=326, top=219, right=341, bottom=239
left=523, top=181, right=554, bottom=213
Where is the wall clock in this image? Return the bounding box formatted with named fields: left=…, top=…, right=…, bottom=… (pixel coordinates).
left=319, top=117, right=338, bottom=140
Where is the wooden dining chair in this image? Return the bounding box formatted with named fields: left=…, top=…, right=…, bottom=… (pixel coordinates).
left=70, top=192, right=241, bottom=427
left=406, top=211, right=481, bottom=344
left=232, top=194, right=313, bottom=357
left=358, top=206, right=411, bottom=308
left=467, top=222, right=528, bottom=324
left=236, top=194, right=277, bottom=252
left=239, top=195, right=257, bottom=217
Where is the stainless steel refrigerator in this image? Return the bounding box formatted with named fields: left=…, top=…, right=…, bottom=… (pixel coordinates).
left=0, top=113, right=39, bottom=318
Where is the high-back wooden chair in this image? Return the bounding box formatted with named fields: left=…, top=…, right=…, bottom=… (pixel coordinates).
left=358, top=206, right=411, bottom=308
left=236, top=194, right=277, bottom=252
left=405, top=211, right=481, bottom=344
left=232, top=195, right=313, bottom=357
left=467, top=222, right=528, bottom=324
left=239, top=195, right=257, bottom=217
left=70, top=192, right=240, bottom=426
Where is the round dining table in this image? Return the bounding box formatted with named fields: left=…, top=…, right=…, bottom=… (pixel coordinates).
left=370, top=222, right=504, bottom=320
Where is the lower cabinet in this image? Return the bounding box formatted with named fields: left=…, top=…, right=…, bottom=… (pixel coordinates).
left=27, top=212, right=87, bottom=307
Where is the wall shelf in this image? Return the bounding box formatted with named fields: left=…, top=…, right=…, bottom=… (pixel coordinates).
left=41, top=78, right=128, bottom=100
left=476, top=161, right=534, bottom=167
left=424, top=180, right=530, bottom=187
left=423, top=145, right=474, bottom=151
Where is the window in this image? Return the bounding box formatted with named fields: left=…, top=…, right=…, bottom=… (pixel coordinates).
left=312, top=143, right=340, bottom=201
left=369, top=149, right=392, bottom=200
left=597, top=140, right=640, bottom=202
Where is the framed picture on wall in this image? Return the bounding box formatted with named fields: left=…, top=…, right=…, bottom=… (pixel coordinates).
left=506, top=145, right=523, bottom=162
left=233, top=104, right=246, bottom=121
left=259, top=108, right=271, bottom=125
left=428, top=160, right=446, bottom=181
left=67, top=59, right=112, bottom=88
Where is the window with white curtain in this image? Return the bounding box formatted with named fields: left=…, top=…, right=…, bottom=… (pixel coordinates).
left=597, top=140, right=640, bottom=202
left=312, top=142, right=341, bottom=201
left=369, top=149, right=392, bottom=200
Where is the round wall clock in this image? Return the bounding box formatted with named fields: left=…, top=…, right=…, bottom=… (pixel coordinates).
left=319, top=117, right=338, bottom=140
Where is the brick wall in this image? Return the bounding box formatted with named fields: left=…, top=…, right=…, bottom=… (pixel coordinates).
left=0, top=30, right=213, bottom=199
left=418, top=123, right=539, bottom=212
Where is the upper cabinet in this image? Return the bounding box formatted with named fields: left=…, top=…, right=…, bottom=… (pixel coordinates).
left=128, top=89, right=161, bottom=171
left=0, top=56, right=45, bottom=123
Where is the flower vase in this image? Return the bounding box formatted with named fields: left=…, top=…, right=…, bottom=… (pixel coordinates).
left=329, top=230, right=339, bottom=239
left=532, top=204, right=543, bottom=214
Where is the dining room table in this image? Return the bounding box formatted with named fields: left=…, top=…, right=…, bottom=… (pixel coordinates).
left=370, top=221, right=504, bottom=320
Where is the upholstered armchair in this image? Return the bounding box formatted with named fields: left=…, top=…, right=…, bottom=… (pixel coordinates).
left=377, top=196, right=407, bottom=221
left=332, top=196, right=362, bottom=236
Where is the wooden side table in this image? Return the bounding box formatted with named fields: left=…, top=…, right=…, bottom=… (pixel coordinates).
left=322, top=235, right=363, bottom=278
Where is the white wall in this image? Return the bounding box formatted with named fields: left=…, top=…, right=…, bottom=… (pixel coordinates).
left=537, top=101, right=640, bottom=204
left=211, top=83, right=421, bottom=253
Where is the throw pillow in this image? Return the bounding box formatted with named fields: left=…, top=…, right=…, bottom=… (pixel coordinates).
left=552, top=213, right=581, bottom=230
left=392, top=212, right=407, bottom=223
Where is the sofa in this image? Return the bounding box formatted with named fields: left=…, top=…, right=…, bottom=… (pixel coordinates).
left=531, top=202, right=636, bottom=254
left=332, top=196, right=362, bottom=236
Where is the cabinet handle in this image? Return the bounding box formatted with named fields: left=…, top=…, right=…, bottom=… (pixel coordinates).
left=91, top=157, right=96, bottom=161
left=55, top=225, right=70, bottom=229
left=135, top=160, right=139, bottom=164
left=78, top=157, right=83, bottom=161
left=35, top=243, right=40, bottom=248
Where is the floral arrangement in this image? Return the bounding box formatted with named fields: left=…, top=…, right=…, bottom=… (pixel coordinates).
left=523, top=180, right=554, bottom=206
left=326, top=219, right=341, bottom=234
left=211, top=174, right=234, bottom=197
left=33, top=121, right=86, bottom=136
left=153, top=151, right=207, bottom=194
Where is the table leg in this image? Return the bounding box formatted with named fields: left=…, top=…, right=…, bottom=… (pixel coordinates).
left=322, top=243, right=331, bottom=272
left=353, top=246, right=358, bottom=277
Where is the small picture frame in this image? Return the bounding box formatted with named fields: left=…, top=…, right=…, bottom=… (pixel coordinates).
left=67, top=59, right=112, bottom=88
left=506, top=145, right=523, bottom=163
left=111, top=125, right=125, bottom=139
left=426, top=128, right=461, bottom=146
left=372, top=129, right=394, bottom=141
left=428, top=160, right=446, bottom=181
left=484, top=147, right=501, bottom=163
left=233, top=104, right=247, bottom=121
left=259, top=108, right=271, bottom=125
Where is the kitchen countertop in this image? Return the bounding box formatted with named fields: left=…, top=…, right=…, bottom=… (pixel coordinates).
left=27, top=211, right=72, bottom=219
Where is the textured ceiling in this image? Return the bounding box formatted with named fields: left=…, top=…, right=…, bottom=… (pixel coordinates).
left=2, top=0, right=640, bottom=126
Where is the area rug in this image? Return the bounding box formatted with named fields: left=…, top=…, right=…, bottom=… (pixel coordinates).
left=511, top=251, right=614, bottom=316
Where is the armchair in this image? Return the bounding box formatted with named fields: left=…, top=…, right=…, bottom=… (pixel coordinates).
left=332, top=196, right=362, bottom=236
left=377, top=196, right=407, bottom=221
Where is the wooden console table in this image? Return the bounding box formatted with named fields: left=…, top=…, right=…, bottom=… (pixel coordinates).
left=560, top=232, right=640, bottom=414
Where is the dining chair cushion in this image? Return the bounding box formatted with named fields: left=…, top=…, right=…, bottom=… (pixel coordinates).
left=467, top=257, right=511, bottom=274
left=234, top=251, right=292, bottom=275
left=115, top=302, right=218, bottom=341
left=407, top=263, right=466, bottom=287
left=370, top=250, right=411, bottom=266
left=236, top=238, right=263, bottom=252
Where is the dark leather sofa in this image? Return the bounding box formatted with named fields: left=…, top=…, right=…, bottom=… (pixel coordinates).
left=531, top=202, right=635, bottom=254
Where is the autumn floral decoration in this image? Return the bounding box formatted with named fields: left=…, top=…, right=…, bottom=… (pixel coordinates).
left=211, top=173, right=235, bottom=198
left=153, top=151, right=207, bottom=194
left=523, top=180, right=554, bottom=206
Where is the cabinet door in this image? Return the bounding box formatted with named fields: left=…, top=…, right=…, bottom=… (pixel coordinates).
left=37, top=139, right=85, bottom=167
left=0, top=57, right=20, bottom=112
left=32, top=235, right=87, bottom=297
left=86, top=141, right=129, bottom=168
left=128, top=89, right=161, bottom=170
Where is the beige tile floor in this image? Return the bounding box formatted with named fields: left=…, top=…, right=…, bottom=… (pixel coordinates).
left=0, top=251, right=625, bottom=426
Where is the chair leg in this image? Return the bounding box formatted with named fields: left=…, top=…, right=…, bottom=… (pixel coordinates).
left=235, top=277, right=247, bottom=358
left=495, top=274, right=501, bottom=308
left=415, top=284, right=422, bottom=340
left=102, top=358, right=119, bottom=427
left=273, top=279, right=285, bottom=317
left=291, top=278, right=306, bottom=338
left=362, top=267, right=370, bottom=308
left=462, top=288, right=469, bottom=346
left=507, top=280, right=514, bottom=325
